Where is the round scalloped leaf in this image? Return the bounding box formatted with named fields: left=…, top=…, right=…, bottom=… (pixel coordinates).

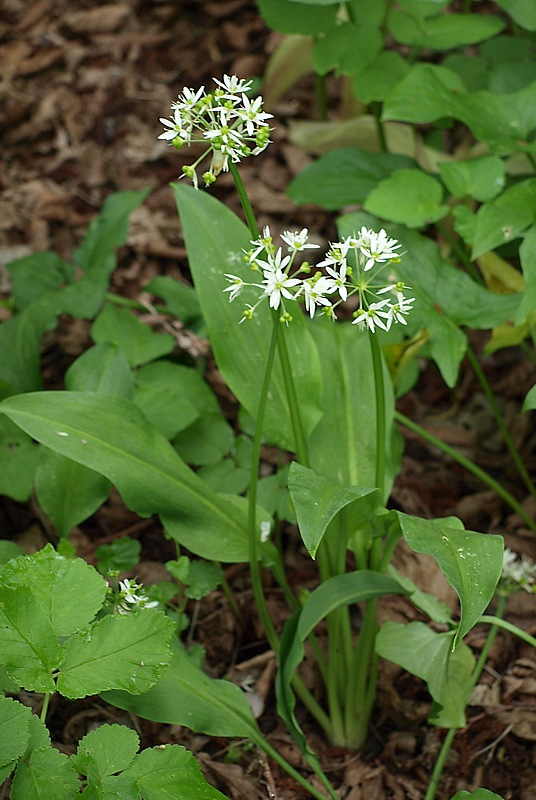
left=364, top=169, right=448, bottom=227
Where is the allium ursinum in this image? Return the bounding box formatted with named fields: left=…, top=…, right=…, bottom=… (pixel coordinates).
left=224, top=226, right=319, bottom=322
left=117, top=579, right=159, bottom=614
left=158, top=74, right=272, bottom=188
left=224, top=226, right=415, bottom=330
left=499, top=548, right=536, bottom=595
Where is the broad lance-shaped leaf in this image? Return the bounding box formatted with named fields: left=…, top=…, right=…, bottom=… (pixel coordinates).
left=172, top=181, right=323, bottom=452
left=288, top=462, right=381, bottom=557
left=397, top=512, right=504, bottom=646
left=0, top=391, right=251, bottom=562
left=307, top=320, right=401, bottom=495
left=277, top=571, right=408, bottom=755
left=104, top=638, right=259, bottom=740
left=376, top=621, right=475, bottom=728
left=57, top=609, right=174, bottom=699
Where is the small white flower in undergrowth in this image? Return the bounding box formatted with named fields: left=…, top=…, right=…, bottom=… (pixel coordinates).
left=262, top=268, right=302, bottom=310
left=118, top=579, right=159, bottom=614
left=325, top=261, right=348, bottom=301
left=384, top=292, right=415, bottom=327
left=352, top=300, right=391, bottom=333
left=260, top=521, right=271, bottom=543
left=256, top=246, right=291, bottom=275
left=280, top=228, right=320, bottom=253
left=223, top=274, right=246, bottom=302
left=500, top=548, right=536, bottom=594
left=213, top=74, right=253, bottom=97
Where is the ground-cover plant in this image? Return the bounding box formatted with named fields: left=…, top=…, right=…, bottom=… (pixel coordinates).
left=0, top=545, right=229, bottom=799
left=0, top=12, right=535, bottom=794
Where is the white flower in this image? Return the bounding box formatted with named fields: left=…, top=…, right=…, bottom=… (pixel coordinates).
left=172, top=86, right=205, bottom=112
left=256, top=247, right=291, bottom=275
left=223, top=274, right=245, bottom=302
left=118, top=579, right=159, bottom=614
left=301, top=277, right=333, bottom=318
left=385, top=293, right=415, bottom=326
left=317, top=239, right=350, bottom=270
left=325, top=262, right=348, bottom=301
left=358, top=228, right=402, bottom=271
left=213, top=74, right=253, bottom=98
left=235, top=93, right=273, bottom=135
left=501, top=548, right=536, bottom=593
left=352, top=300, right=391, bottom=333
left=262, top=268, right=302, bottom=310
left=280, top=228, right=320, bottom=253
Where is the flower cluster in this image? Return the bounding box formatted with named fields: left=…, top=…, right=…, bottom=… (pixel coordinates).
left=158, top=75, right=272, bottom=188
left=499, top=548, right=536, bottom=595
left=117, top=579, right=159, bottom=614
left=224, top=226, right=414, bottom=331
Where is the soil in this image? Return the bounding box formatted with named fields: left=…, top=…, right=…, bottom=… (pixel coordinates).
left=1, top=1, right=535, bottom=798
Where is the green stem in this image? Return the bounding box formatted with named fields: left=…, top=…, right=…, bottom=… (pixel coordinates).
left=315, top=73, right=328, bottom=122
left=344, top=599, right=378, bottom=749
left=425, top=595, right=507, bottom=800
left=230, top=162, right=259, bottom=238
left=248, top=315, right=280, bottom=652
left=277, top=325, right=309, bottom=465
left=369, top=332, right=386, bottom=500
left=394, top=410, right=536, bottom=534
left=40, top=692, right=51, bottom=723
left=466, top=343, right=536, bottom=499
left=251, top=731, right=337, bottom=800
left=371, top=102, right=387, bottom=152
left=105, top=292, right=174, bottom=316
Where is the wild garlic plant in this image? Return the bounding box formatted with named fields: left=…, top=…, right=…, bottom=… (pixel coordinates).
left=153, top=75, right=536, bottom=800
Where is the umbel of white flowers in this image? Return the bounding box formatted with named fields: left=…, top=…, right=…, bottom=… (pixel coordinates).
left=500, top=548, right=536, bottom=595
left=158, top=75, right=272, bottom=188
left=224, top=226, right=415, bottom=333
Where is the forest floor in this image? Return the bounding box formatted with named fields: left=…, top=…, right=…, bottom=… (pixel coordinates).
left=1, top=1, right=536, bottom=798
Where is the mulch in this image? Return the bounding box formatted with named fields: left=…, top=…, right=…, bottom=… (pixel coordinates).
left=1, top=1, right=535, bottom=798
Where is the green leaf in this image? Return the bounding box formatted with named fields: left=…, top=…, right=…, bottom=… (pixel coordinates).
left=95, top=537, right=142, bottom=575
left=104, top=638, right=259, bottom=739
left=277, top=571, right=408, bottom=753
left=183, top=561, right=223, bottom=601
left=493, top=0, right=536, bottom=30
left=396, top=0, right=450, bottom=21
left=60, top=189, right=151, bottom=319
left=397, top=513, right=504, bottom=645
left=387, top=565, right=453, bottom=624
left=439, top=156, right=505, bottom=202
left=0, top=418, right=40, bottom=501
left=288, top=462, right=380, bottom=557
left=123, top=744, right=228, bottom=800
left=312, top=22, right=382, bottom=77
left=65, top=343, right=135, bottom=398
left=353, top=51, right=410, bottom=104
left=307, top=320, right=400, bottom=492
left=0, top=586, right=62, bottom=692
left=91, top=304, right=174, bottom=367
left=57, top=608, right=173, bottom=699
left=172, top=182, right=323, bottom=452
left=384, top=67, right=536, bottom=155
left=145, top=275, right=204, bottom=331
left=35, top=448, right=111, bottom=538
left=0, top=696, right=32, bottom=768
left=0, top=294, right=60, bottom=395
left=256, top=0, right=338, bottom=34
left=364, top=168, right=448, bottom=227
left=10, top=745, right=79, bottom=800
left=388, top=10, right=504, bottom=49
left=523, top=383, right=536, bottom=412
left=0, top=540, right=24, bottom=566
left=0, top=391, right=251, bottom=562
left=1, top=544, right=107, bottom=637
left=173, top=413, right=233, bottom=466
left=517, top=225, right=536, bottom=325
left=287, top=148, right=414, bottom=210
left=6, top=252, right=74, bottom=310
left=71, top=724, right=139, bottom=778
left=472, top=179, right=536, bottom=259
left=376, top=621, right=475, bottom=727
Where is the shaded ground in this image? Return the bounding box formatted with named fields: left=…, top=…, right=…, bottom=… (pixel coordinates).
left=1, top=1, right=535, bottom=798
